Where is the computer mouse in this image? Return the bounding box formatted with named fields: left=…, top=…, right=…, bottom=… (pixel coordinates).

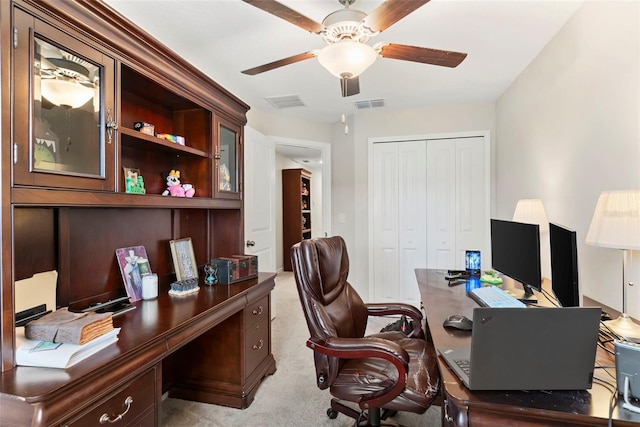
left=443, top=314, right=473, bottom=331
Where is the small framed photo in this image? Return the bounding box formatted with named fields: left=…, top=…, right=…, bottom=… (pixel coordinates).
left=169, top=238, right=198, bottom=281
left=115, top=245, right=152, bottom=302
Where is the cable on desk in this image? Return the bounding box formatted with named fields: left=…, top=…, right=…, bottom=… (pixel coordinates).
left=540, top=288, right=561, bottom=307
left=598, top=341, right=615, bottom=356
left=595, top=363, right=617, bottom=382
left=608, top=386, right=619, bottom=427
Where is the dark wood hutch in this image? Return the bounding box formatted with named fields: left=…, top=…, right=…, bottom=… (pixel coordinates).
left=0, top=0, right=276, bottom=425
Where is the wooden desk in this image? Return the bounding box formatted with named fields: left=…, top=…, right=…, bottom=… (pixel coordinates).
left=0, top=273, right=277, bottom=426
left=416, top=268, right=640, bottom=427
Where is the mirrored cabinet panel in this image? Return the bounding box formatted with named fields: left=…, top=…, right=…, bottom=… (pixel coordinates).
left=33, top=38, right=103, bottom=175
left=13, top=8, right=115, bottom=190
left=215, top=116, right=242, bottom=199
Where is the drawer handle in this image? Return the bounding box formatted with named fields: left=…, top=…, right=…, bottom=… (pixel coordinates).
left=253, top=339, right=264, bottom=350
left=252, top=306, right=263, bottom=316
left=99, top=396, right=133, bottom=424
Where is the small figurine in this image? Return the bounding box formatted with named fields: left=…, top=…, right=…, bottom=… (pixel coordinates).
left=204, top=263, right=219, bottom=285
left=162, top=169, right=195, bottom=197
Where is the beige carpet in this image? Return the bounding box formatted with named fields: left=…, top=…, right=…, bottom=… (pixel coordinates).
left=160, top=272, right=442, bottom=427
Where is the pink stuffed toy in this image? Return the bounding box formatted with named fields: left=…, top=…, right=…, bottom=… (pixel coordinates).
left=162, top=170, right=195, bottom=197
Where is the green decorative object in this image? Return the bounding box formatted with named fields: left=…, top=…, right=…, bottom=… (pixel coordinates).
left=125, top=175, right=146, bottom=194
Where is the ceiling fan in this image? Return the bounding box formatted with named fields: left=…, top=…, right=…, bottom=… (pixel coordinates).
left=241, top=0, right=467, bottom=97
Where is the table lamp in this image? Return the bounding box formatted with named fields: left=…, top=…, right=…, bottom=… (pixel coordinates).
left=585, top=190, right=640, bottom=342
left=512, top=199, right=549, bottom=232
left=513, top=198, right=549, bottom=278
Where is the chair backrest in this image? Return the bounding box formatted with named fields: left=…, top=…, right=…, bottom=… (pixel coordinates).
left=290, top=236, right=368, bottom=388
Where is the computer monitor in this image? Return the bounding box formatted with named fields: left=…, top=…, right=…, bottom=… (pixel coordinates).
left=490, top=219, right=542, bottom=302
left=549, top=222, right=580, bottom=307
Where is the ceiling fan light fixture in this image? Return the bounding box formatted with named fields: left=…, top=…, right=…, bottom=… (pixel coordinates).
left=40, top=57, right=95, bottom=108
left=318, top=41, right=377, bottom=79
left=41, top=78, right=94, bottom=109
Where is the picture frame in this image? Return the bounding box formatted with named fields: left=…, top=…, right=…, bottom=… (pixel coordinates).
left=115, top=246, right=152, bottom=302
left=169, top=238, right=198, bottom=281
left=123, top=166, right=146, bottom=194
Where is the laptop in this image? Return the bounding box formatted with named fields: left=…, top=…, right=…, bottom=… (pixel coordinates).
left=438, top=307, right=601, bottom=391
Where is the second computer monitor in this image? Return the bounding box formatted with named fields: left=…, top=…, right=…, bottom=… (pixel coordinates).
left=549, top=222, right=580, bottom=307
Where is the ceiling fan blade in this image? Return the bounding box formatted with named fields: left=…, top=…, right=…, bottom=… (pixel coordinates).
left=242, top=0, right=324, bottom=33
left=242, top=52, right=316, bottom=75
left=378, top=43, right=467, bottom=68
left=363, top=0, right=430, bottom=33
left=341, top=76, right=360, bottom=97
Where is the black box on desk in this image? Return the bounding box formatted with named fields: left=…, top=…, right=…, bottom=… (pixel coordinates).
left=211, top=255, right=258, bottom=284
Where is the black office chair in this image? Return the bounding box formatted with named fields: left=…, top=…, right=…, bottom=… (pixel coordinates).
left=291, top=236, right=440, bottom=426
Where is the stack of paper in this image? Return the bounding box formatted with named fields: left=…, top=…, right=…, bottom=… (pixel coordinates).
left=16, top=328, right=120, bottom=369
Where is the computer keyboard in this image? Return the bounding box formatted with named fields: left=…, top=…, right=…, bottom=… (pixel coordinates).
left=467, top=286, right=527, bottom=308
left=455, top=359, right=471, bottom=375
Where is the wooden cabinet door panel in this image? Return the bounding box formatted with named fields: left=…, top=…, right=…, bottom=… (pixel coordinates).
left=13, top=7, right=116, bottom=191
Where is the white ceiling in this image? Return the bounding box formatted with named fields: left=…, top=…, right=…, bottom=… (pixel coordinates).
left=102, top=0, right=583, bottom=126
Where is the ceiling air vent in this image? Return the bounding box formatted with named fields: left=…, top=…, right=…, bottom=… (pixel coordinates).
left=265, top=95, right=306, bottom=109
left=353, top=99, right=385, bottom=110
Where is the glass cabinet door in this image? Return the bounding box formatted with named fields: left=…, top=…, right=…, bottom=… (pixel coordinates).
left=214, top=116, right=242, bottom=199
left=13, top=8, right=115, bottom=191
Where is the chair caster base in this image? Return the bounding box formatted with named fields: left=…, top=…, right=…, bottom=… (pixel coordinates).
left=328, top=399, right=404, bottom=427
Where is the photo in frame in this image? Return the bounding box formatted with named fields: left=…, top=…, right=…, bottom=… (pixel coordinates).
left=115, top=246, right=152, bottom=302
left=169, top=238, right=198, bottom=281
left=123, top=166, right=146, bottom=194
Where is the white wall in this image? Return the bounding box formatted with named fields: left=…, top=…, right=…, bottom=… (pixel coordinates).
left=247, top=109, right=333, bottom=142
left=496, top=0, right=640, bottom=316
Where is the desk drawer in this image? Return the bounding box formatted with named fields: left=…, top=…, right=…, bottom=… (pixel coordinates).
left=246, top=295, right=269, bottom=329
left=64, top=369, right=156, bottom=427
left=245, top=318, right=269, bottom=375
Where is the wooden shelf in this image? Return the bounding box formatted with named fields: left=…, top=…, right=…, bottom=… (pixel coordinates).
left=12, top=186, right=241, bottom=210
left=282, top=168, right=312, bottom=271
left=120, top=127, right=209, bottom=158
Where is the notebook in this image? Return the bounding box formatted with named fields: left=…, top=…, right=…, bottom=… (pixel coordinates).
left=438, top=307, right=601, bottom=391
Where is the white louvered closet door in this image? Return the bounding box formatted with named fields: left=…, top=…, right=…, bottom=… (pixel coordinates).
left=426, top=137, right=487, bottom=270
left=372, top=136, right=488, bottom=304
left=372, top=141, right=426, bottom=305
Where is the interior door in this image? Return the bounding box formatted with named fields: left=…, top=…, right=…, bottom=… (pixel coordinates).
left=372, top=141, right=426, bottom=305
left=398, top=142, right=427, bottom=305
left=244, top=127, right=276, bottom=318
left=427, top=137, right=487, bottom=270
left=426, top=140, right=456, bottom=268
left=243, top=127, right=276, bottom=272
left=455, top=137, right=487, bottom=269
left=372, top=143, right=400, bottom=302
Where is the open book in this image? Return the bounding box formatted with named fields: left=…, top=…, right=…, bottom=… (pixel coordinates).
left=16, top=327, right=120, bottom=369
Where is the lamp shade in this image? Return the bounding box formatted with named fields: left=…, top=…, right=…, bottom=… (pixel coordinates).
left=317, top=41, right=377, bottom=78
left=41, top=79, right=94, bottom=109
left=585, top=190, right=640, bottom=250
left=512, top=199, right=549, bottom=232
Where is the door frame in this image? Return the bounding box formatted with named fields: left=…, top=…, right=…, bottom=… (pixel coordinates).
left=272, top=136, right=332, bottom=240
left=367, top=130, right=492, bottom=302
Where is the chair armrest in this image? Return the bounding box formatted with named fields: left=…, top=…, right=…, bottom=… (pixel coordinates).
left=307, top=336, right=408, bottom=410
left=366, top=303, right=423, bottom=337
